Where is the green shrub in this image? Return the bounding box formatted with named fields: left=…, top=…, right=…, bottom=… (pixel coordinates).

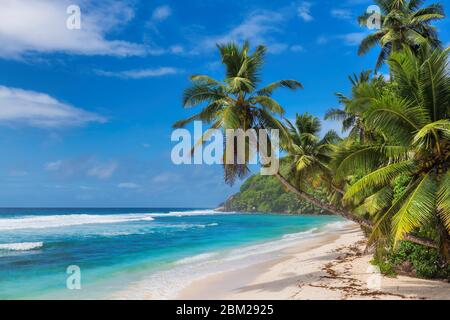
left=390, top=241, right=450, bottom=279
left=371, top=257, right=396, bottom=277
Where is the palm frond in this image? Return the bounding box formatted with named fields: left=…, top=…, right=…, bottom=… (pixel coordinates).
left=256, top=80, right=303, bottom=96
left=392, top=172, right=437, bottom=246
left=437, top=172, right=450, bottom=232
left=344, top=160, right=416, bottom=200
left=251, top=96, right=285, bottom=115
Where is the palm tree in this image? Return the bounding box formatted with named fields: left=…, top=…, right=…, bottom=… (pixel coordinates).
left=358, top=0, right=445, bottom=70
left=283, top=113, right=340, bottom=193
left=173, top=42, right=302, bottom=184
left=334, top=45, right=450, bottom=259
left=325, top=71, right=385, bottom=143
left=175, top=41, right=437, bottom=248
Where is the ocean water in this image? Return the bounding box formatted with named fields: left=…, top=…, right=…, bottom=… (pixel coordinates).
left=0, top=208, right=346, bottom=299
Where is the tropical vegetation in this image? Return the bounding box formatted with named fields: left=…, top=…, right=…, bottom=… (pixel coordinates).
left=174, top=0, right=449, bottom=276
left=358, top=0, right=445, bottom=70
left=223, top=170, right=331, bottom=215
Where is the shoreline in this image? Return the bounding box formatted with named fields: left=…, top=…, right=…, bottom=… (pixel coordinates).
left=176, top=224, right=450, bottom=300
left=110, top=221, right=350, bottom=299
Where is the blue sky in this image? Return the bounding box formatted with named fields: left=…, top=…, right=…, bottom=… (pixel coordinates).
left=0, top=0, right=448, bottom=207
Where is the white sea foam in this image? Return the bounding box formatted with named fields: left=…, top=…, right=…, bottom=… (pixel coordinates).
left=282, top=227, right=318, bottom=239
left=0, top=214, right=155, bottom=231
left=0, top=242, right=43, bottom=251
left=112, top=224, right=334, bottom=300
left=175, top=252, right=220, bottom=265
left=323, top=220, right=354, bottom=230
left=148, top=209, right=235, bottom=218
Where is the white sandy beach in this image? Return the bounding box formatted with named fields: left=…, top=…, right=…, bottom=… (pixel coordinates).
left=177, top=224, right=450, bottom=300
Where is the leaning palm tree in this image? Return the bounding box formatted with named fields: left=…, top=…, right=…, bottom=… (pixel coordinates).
left=358, top=0, right=445, bottom=70
left=334, top=45, right=450, bottom=259
left=175, top=41, right=436, bottom=248
left=173, top=42, right=302, bottom=184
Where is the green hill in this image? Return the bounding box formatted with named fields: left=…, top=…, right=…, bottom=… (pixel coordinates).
left=222, top=173, right=331, bottom=214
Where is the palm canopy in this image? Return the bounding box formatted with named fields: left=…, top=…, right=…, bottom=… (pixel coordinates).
left=174, top=41, right=303, bottom=184
left=358, top=0, right=445, bottom=70
left=325, top=71, right=386, bottom=143
left=283, top=113, right=340, bottom=191
left=333, top=45, right=450, bottom=254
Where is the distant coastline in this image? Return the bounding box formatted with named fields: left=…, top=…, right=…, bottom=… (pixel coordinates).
left=218, top=173, right=332, bottom=215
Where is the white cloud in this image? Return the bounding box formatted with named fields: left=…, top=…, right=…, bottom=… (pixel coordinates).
left=118, top=182, right=140, bottom=189
left=200, top=10, right=287, bottom=54
left=45, top=158, right=118, bottom=180
left=169, top=45, right=185, bottom=54
left=87, top=161, right=118, bottom=179
left=331, top=8, right=353, bottom=20
left=95, top=67, right=181, bottom=79
left=45, top=160, right=63, bottom=171
left=151, top=5, right=172, bottom=22
left=338, top=32, right=367, bottom=46
left=0, top=85, right=106, bottom=128
left=152, top=172, right=179, bottom=184
left=298, top=2, right=313, bottom=22
left=0, top=0, right=147, bottom=59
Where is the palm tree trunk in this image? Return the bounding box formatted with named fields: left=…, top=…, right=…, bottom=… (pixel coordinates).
left=359, top=126, right=365, bottom=144
left=438, top=221, right=450, bottom=263
left=274, top=172, right=438, bottom=249
left=274, top=172, right=372, bottom=228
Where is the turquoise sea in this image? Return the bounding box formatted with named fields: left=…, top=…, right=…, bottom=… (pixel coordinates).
left=0, top=208, right=346, bottom=299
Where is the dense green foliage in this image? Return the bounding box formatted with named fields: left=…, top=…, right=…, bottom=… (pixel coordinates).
left=358, top=0, right=444, bottom=70
left=176, top=0, right=449, bottom=279
left=373, top=241, right=450, bottom=279
left=224, top=173, right=329, bottom=214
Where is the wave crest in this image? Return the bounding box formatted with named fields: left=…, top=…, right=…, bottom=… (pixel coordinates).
left=0, top=242, right=44, bottom=251
left=0, top=214, right=155, bottom=231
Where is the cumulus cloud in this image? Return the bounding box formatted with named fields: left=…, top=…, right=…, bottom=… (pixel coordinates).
left=0, top=0, right=147, bottom=59
left=95, top=67, right=181, bottom=79
left=298, top=2, right=313, bottom=22
left=0, top=85, right=106, bottom=128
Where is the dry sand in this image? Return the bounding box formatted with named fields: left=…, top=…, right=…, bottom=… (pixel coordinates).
left=177, top=224, right=450, bottom=300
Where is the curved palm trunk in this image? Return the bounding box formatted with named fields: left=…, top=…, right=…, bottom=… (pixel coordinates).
left=274, top=172, right=438, bottom=249
left=274, top=172, right=372, bottom=228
